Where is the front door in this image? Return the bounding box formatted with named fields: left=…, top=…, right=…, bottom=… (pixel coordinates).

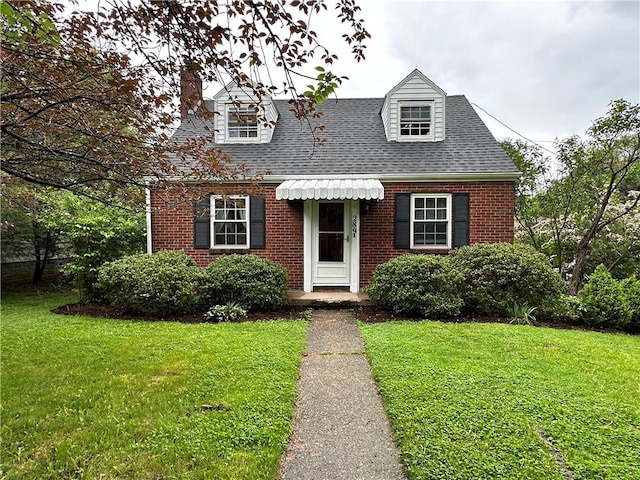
left=313, top=201, right=350, bottom=286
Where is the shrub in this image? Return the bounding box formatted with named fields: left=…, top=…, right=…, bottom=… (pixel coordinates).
left=204, top=302, right=248, bottom=322
left=450, top=243, right=566, bottom=318
left=578, top=264, right=632, bottom=330
left=97, top=250, right=204, bottom=315
left=365, top=254, right=463, bottom=318
left=621, top=276, right=640, bottom=332
left=202, top=254, right=288, bottom=311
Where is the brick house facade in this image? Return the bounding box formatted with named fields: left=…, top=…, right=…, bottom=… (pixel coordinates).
left=148, top=70, right=519, bottom=292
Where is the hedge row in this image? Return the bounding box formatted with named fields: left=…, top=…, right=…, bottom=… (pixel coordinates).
left=97, top=252, right=288, bottom=316
left=366, top=243, right=567, bottom=320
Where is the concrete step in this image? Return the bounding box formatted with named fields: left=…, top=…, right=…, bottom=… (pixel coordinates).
left=288, top=290, right=371, bottom=308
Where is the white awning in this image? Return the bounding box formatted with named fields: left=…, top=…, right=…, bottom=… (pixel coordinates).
left=275, top=178, right=385, bottom=201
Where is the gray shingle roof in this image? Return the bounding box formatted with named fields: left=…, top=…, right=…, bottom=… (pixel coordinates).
left=170, top=95, right=520, bottom=178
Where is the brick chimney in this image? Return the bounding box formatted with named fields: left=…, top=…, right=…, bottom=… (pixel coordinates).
left=180, top=66, right=203, bottom=119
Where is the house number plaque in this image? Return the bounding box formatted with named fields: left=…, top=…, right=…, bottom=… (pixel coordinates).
left=352, top=215, right=357, bottom=238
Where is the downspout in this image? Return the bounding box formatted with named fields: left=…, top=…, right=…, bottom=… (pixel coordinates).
left=145, top=182, right=153, bottom=254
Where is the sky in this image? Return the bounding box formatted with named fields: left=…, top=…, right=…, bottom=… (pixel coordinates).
left=296, top=0, right=640, bottom=149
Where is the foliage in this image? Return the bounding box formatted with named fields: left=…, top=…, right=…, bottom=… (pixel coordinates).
left=41, top=191, right=145, bottom=301
left=553, top=294, right=583, bottom=322
left=450, top=243, right=567, bottom=318
left=204, top=302, right=248, bottom=323
left=365, top=254, right=464, bottom=319
left=1, top=291, right=307, bottom=480
left=0, top=177, right=62, bottom=283
left=202, top=255, right=289, bottom=312
left=621, top=276, right=640, bottom=331
left=97, top=251, right=204, bottom=316
left=506, top=303, right=538, bottom=325
left=361, top=321, right=640, bottom=480
left=1, top=0, right=369, bottom=203
left=578, top=265, right=633, bottom=330
left=505, top=99, right=640, bottom=294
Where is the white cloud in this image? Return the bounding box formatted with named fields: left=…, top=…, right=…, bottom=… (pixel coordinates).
left=322, top=0, right=640, bottom=143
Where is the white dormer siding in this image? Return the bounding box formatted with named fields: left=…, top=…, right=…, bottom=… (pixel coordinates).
left=213, top=82, right=278, bottom=144
left=381, top=69, right=446, bottom=142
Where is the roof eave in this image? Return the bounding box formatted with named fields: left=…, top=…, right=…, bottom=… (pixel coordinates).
left=146, top=172, right=520, bottom=184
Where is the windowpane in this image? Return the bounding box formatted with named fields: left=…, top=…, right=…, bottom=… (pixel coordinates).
left=212, top=196, right=249, bottom=247
left=399, top=104, right=432, bottom=138
left=412, top=195, right=449, bottom=247
left=228, top=107, right=258, bottom=139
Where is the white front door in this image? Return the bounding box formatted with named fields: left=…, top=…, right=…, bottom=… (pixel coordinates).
left=304, top=200, right=360, bottom=292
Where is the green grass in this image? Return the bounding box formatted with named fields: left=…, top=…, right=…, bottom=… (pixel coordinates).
left=360, top=321, right=640, bottom=480
left=1, top=291, right=308, bottom=480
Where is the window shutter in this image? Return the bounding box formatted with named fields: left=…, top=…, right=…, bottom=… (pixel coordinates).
left=194, top=195, right=210, bottom=249
left=249, top=196, right=266, bottom=249
left=394, top=193, right=411, bottom=249
left=452, top=193, right=470, bottom=248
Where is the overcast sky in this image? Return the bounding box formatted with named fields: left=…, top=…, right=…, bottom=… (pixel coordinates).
left=305, top=0, right=640, bottom=148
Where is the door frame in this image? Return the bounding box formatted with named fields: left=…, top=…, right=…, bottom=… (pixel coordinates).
left=303, top=199, right=360, bottom=293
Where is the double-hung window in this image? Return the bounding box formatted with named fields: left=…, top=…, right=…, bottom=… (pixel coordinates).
left=411, top=194, right=451, bottom=248
left=211, top=196, right=249, bottom=248
left=227, top=106, right=258, bottom=140
left=399, top=102, right=433, bottom=140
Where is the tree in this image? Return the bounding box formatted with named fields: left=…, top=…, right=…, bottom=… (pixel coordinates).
left=1, top=0, right=369, bottom=204
left=40, top=191, right=146, bottom=301
left=505, top=99, right=640, bottom=294
left=1, top=176, right=61, bottom=284
left=563, top=100, right=640, bottom=293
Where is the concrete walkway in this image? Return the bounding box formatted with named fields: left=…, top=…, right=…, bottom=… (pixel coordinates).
left=278, top=309, right=407, bottom=480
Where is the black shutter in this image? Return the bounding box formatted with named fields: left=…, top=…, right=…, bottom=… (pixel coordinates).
left=194, top=195, right=210, bottom=249
left=249, top=196, right=266, bottom=249
left=452, top=193, right=470, bottom=248
left=394, top=193, right=411, bottom=249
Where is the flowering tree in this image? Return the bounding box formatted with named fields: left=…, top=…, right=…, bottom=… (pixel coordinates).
left=506, top=99, right=640, bottom=294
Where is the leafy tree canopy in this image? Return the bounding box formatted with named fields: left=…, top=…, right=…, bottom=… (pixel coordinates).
left=1, top=0, right=369, bottom=204
left=505, top=99, right=640, bottom=293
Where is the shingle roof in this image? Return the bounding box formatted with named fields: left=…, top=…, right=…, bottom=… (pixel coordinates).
left=170, top=95, right=520, bottom=178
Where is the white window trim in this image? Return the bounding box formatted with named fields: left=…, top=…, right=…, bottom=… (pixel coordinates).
left=225, top=105, right=260, bottom=143
left=210, top=195, right=250, bottom=249
left=398, top=101, right=434, bottom=142
left=410, top=193, right=452, bottom=249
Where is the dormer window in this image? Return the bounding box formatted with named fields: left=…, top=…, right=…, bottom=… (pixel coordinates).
left=399, top=101, right=433, bottom=140
left=227, top=106, right=258, bottom=140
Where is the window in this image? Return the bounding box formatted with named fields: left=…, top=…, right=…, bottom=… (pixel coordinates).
left=211, top=196, right=249, bottom=248
left=399, top=102, right=433, bottom=139
left=411, top=194, right=451, bottom=248
left=227, top=106, right=258, bottom=140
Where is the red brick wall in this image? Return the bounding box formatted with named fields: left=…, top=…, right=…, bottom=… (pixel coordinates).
left=150, top=181, right=515, bottom=290
left=150, top=184, right=305, bottom=287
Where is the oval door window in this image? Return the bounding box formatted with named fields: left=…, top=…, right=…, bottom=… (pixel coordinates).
left=318, top=203, right=344, bottom=262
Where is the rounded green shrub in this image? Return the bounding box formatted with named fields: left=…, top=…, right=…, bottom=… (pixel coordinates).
left=365, top=254, right=464, bottom=318
left=202, top=254, right=288, bottom=311
left=579, top=265, right=632, bottom=330
left=450, top=242, right=566, bottom=318
left=97, top=250, right=204, bottom=315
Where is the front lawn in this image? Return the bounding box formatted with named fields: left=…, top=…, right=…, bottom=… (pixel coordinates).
left=1, top=292, right=308, bottom=480
left=360, top=321, right=640, bottom=480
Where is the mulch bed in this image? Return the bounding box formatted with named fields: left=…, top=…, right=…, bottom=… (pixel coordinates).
left=51, top=302, right=626, bottom=334
left=52, top=302, right=310, bottom=323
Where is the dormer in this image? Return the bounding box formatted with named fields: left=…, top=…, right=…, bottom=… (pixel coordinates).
left=213, top=82, right=279, bottom=144
left=381, top=69, right=446, bottom=142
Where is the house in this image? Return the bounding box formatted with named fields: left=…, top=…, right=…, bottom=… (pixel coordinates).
left=147, top=69, right=520, bottom=293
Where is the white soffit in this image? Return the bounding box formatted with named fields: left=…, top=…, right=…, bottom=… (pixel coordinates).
left=276, top=178, right=385, bottom=201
